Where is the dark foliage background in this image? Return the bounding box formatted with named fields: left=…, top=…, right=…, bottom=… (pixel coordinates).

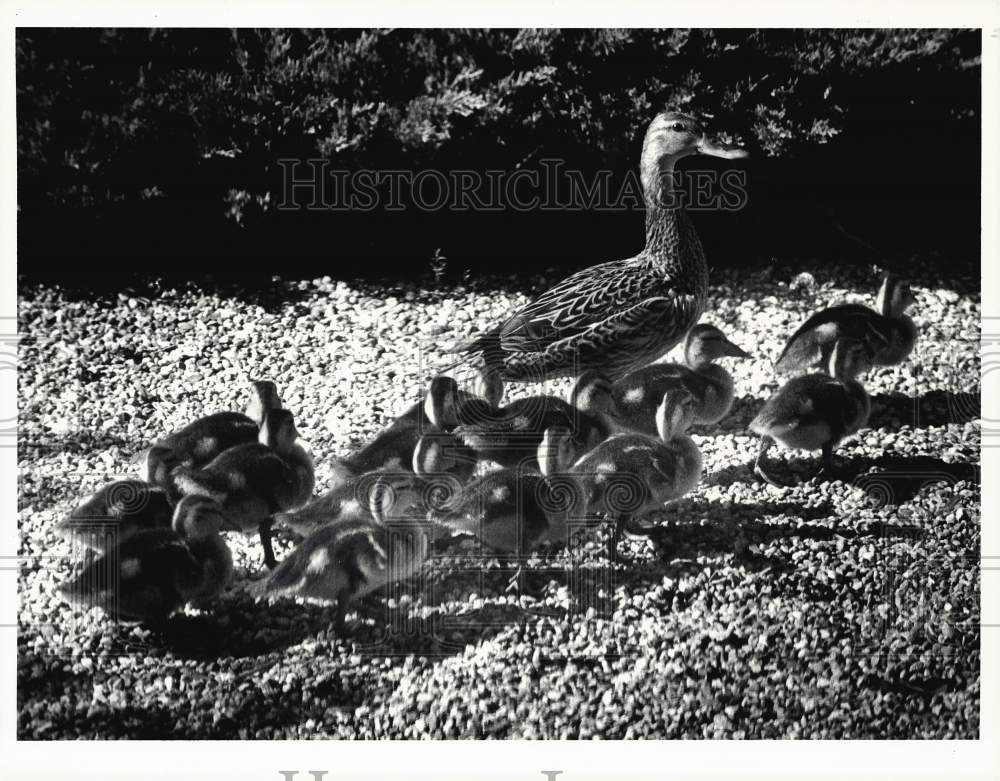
left=16, top=28, right=981, bottom=287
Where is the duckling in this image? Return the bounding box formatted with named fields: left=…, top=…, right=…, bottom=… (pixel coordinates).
left=172, top=409, right=314, bottom=569
left=775, top=274, right=917, bottom=375
left=56, top=479, right=173, bottom=552
left=144, top=380, right=283, bottom=491
left=58, top=495, right=235, bottom=623
left=569, top=383, right=703, bottom=558
left=612, top=324, right=750, bottom=433
left=426, top=425, right=575, bottom=557
left=276, top=427, right=476, bottom=538
left=752, top=338, right=873, bottom=486
left=265, top=471, right=430, bottom=635
left=448, top=371, right=615, bottom=470
left=321, top=371, right=501, bottom=496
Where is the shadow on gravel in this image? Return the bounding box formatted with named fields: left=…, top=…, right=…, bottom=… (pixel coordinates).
left=869, top=390, right=981, bottom=429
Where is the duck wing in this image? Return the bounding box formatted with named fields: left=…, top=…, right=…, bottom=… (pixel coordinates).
left=489, top=258, right=674, bottom=353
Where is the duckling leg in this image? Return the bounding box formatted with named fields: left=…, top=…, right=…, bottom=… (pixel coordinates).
left=606, top=516, right=629, bottom=563
left=504, top=565, right=524, bottom=594
left=259, top=518, right=277, bottom=570
left=753, top=437, right=789, bottom=487
left=813, top=442, right=839, bottom=482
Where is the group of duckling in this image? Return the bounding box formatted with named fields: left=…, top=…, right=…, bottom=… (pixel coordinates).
left=56, top=271, right=917, bottom=633
left=55, top=110, right=918, bottom=634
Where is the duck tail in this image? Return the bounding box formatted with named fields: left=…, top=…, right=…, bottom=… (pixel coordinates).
left=436, top=329, right=505, bottom=378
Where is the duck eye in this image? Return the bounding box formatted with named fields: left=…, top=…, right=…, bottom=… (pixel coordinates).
left=670, top=122, right=686, bottom=132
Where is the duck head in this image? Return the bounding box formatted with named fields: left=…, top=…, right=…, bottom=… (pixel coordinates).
left=259, top=408, right=299, bottom=451
left=246, top=380, right=283, bottom=426
left=655, top=381, right=698, bottom=442
left=684, top=324, right=752, bottom=368
left=172, top=495, right=236, bottom=539
left=876, top=274, right=917, bottom=318
left=829, top=338, right=874, bottom=380
left=641, top=111, right=747, bottom=199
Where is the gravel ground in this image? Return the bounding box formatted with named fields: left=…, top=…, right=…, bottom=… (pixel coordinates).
left=17, top=261, right=980, bottom=739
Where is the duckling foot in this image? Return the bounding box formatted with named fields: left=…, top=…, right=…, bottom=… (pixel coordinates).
left=753, top=461, right=796, bottom=488
left=504, top=566, right=524, bottom=594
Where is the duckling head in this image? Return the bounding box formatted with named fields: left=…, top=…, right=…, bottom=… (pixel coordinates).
left=474, top=369, right=504, bottom=408
left=570, top=370, right=614, bottom=415
left=655, top=382, right=698, bottom=442
left=172, top=494, right=234, bottom=540
left=246, top=380, right=282, bottom=426
left=369, top=472, right=424, bottom=524
left=829, top=338, right=875, bottom=381
left=259, top=408, right=298, bottom=451
left=684, top=324, right=752, bottom=368
left=876, top=274, right=917, bottom=318
left=538, top=426, right=576, bottom=477
left=425, top=375, right=460, bottom=430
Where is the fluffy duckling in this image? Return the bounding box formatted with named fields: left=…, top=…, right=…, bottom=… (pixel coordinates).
left=276, top=428, right=476, bottom=538
left=172, top=409, right=314, bottom=569
left=58, top=495, right=235, bottom=623
left=426, top=425, right=575, bottom=557
left=752, top=338, right=873, bottom=486
left=144, top=380, right=283, bottom=491
left=447, top=371, right=615, bottom=470
left=569, top=383, right=703, bottom=557
left=612, top=324, right=749, bottom=432
left=775, top=274, right=917, bottom=375
left=265, top=471, right=430, bottom=635
left=320, top=371, right=501, bottom=496
left=56, top=479, right=173, bottom=552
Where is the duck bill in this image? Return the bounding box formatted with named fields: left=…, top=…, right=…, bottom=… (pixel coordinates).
left=720, top=339, right=751, bottom=358
left=698, top=136, right=748, bottom=159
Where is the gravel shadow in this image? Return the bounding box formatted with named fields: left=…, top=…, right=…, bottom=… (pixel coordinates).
left=869, top=390, right=981, bottom=429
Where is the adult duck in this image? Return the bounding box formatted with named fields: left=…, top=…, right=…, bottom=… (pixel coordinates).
left=455, top=111, right=746, bottom=382
left=775, top=274, right=917, bottom=375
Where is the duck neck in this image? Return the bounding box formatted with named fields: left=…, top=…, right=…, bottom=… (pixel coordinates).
left=641, top=160, right=685, bottom=259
